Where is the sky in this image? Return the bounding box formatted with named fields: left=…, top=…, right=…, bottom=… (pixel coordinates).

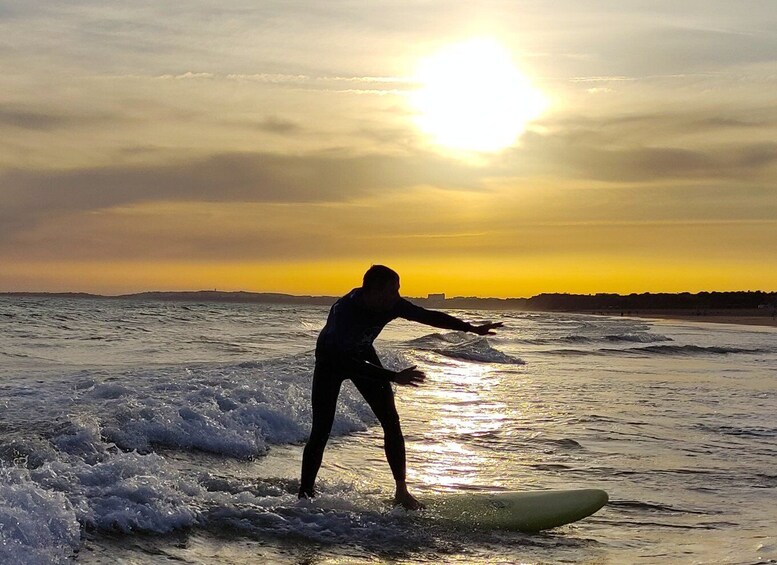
left=2, top=0, right=776, bottom=297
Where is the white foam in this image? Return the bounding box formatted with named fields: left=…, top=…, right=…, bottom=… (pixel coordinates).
left=0, top=466, right=81, bottom=565
left=71, top=354, right=376, bottom=458
left=31, top=451, right=201, bottom=533
left=199, top=485, right=429, bottom=548
left=0, top=352, right=381, bottom=557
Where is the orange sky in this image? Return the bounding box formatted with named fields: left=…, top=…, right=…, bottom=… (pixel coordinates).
left=2, top=2, right=776, bottom=296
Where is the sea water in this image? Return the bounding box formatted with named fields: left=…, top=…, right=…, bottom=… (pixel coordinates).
left=0, top=296, right=775, bottom=564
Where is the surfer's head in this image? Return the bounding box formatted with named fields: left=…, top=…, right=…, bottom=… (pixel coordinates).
left=362, top=265, right=401, bottom=311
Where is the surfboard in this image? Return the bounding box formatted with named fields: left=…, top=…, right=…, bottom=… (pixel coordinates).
left=425, top=488, right=608, bottom=532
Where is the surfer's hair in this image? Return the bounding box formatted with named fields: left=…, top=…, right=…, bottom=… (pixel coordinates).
left=362, top=265, right=399, bottom=291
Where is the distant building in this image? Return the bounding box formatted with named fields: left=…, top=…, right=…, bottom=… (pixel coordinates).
left=427, top=293, right=445, bottom=301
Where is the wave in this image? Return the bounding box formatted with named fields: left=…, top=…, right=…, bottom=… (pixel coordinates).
left=542, top=348, right=604, bottom=357
left=0, top=351, right=32, bottom=359
left=754, top=473, right=777, bottom=488
left=606, top=345, right=769, bottom=356
left=523, top=332, right=672, bottom=345
left=1, top=447, right=205, bottom=562
left=100, top=358, right=374, bottom=457
left=604, top=333, right=673, bottom=343
left=1, top=451, right=438, bottom=562
left=0, top=354, right=385, bottom=561
left=608, top=500, right=710, bottom=515
left=546, top=344, right=768, bottom=357
left=536, top=438, right=583, bottom=450
left=405, top=333, right=525, bottom=365
left=695, top=423, right=777, bottom=439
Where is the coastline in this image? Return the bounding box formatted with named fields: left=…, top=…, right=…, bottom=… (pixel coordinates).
left=3, top=292, right=776, bottom=329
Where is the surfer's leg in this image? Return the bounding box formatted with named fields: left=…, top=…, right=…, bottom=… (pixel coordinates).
left=352, top=377, right=424, bottom=510
left=352, top=378, right=405, bottom=482
left=299, top=365, right=342, bottom=498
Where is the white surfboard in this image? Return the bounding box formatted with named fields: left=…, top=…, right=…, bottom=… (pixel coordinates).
left=425, top=488, right=608, bottom=532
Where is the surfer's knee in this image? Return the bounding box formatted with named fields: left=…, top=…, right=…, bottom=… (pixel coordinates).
left=306, top=430, right=331, bottom=450
left=380, top=411, right=402, bottom=435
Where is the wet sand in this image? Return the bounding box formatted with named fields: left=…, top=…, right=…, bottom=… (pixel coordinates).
left=598, top=310, right=777, bottom=328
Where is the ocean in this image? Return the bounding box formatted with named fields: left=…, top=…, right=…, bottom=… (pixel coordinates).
left=1, top=296, right=775, bottom=564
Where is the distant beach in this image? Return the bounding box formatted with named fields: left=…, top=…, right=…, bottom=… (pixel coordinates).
left=601, top=309, right=777, bottom=328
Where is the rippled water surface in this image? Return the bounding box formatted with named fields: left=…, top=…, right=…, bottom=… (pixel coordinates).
left=1, top=297, right=776, bottom=564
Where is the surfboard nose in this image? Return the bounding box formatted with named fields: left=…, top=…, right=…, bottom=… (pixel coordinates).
left=580, top=488, right=609, bottom=508
left=426, top=488, right=610, bottom=532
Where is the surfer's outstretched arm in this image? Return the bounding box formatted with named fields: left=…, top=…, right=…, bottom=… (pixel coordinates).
left=468, top=321, right=503, bottom=335
left=397, top=299, right=503, bottom=335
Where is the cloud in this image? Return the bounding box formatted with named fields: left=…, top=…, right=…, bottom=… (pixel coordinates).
left=5, top=182, right=776, bottom=264
left=521, top=108, right=777, bottom=182
left=515, top=133, right=777, bottom=183
left=0, top=106, right=72, bottom=130
left=4, top=114, right=777, bottom=241
left=538, top=107, right=777, bottom=141
left=0, top=103, right=132, bottom=132
left=156, top=72, right=215, bottom=80
left=221, top=73, right=414, bottom=95
left=0, top=183, right=500, bottom=262
left=252, top=116, right=302, bottom=135
left=223, top=74, right=310, bottom=83
left=581, top=25, right=777, bottom=77
left=0, top=104, right=104, bottom=131
left=0, top=150, right=484, bottom=237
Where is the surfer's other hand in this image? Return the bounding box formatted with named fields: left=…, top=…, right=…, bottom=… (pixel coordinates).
left=470, top=321, right=503, bottom=335
left=393, top=366, right=426, bottom=387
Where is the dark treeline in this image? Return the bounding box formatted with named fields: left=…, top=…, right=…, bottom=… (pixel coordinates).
left=526, top=291, right=777, bottom=311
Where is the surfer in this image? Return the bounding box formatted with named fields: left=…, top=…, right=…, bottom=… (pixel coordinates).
left=298, top=265, right=502, bottom=510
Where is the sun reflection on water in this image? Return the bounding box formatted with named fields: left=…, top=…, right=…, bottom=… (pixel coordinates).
left=408, top=360, right=518, bottom=492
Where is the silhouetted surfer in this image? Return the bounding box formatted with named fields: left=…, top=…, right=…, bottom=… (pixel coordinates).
left=299, top=265, right=502, bottom=509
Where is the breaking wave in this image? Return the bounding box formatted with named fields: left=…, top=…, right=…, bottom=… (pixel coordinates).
left=524, top=332, right=672, bottom=345
left=607, top=345, right=769, bottom=356
left=0, top=354, right=380, bottom=561
left=545, top=344, right=769, bottom=357
left=405, top=333, right=525, bottom=365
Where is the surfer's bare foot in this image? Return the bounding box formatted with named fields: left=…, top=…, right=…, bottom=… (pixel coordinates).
left=394, top=487, right=425, bottom=510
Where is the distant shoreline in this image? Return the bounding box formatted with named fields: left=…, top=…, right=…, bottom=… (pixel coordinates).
left=2, top=291, right=776, bottom=327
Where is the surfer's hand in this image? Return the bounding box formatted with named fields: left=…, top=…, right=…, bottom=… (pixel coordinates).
left=469, top=321, right=503, bottom=335
left=393, top=366, right=426, bottom=387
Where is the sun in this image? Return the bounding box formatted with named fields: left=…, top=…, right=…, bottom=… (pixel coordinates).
left=409, top=38, right=547, bottom=153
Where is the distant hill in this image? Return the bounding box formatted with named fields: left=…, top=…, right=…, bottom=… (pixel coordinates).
left=118, top=290, right=337, bottom=306
left=0, top=290, right=337, bottom=305
left=0, top=292, right=102, bottom=299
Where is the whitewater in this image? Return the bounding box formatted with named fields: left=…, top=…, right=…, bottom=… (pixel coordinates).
left=1, top=296, right=775, bottom=564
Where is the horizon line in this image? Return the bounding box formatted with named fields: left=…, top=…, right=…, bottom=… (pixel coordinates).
left=2, top=288, right=777, bottom=301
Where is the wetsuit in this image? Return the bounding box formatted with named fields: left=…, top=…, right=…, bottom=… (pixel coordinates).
left=299, top=288, right=472, bottom=497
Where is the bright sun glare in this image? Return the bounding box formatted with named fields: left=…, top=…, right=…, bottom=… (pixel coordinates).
left=410, top=38, right=547, bottom=153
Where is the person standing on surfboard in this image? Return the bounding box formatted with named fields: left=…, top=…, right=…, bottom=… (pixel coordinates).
left=299, top=265, right=502, bottom=510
